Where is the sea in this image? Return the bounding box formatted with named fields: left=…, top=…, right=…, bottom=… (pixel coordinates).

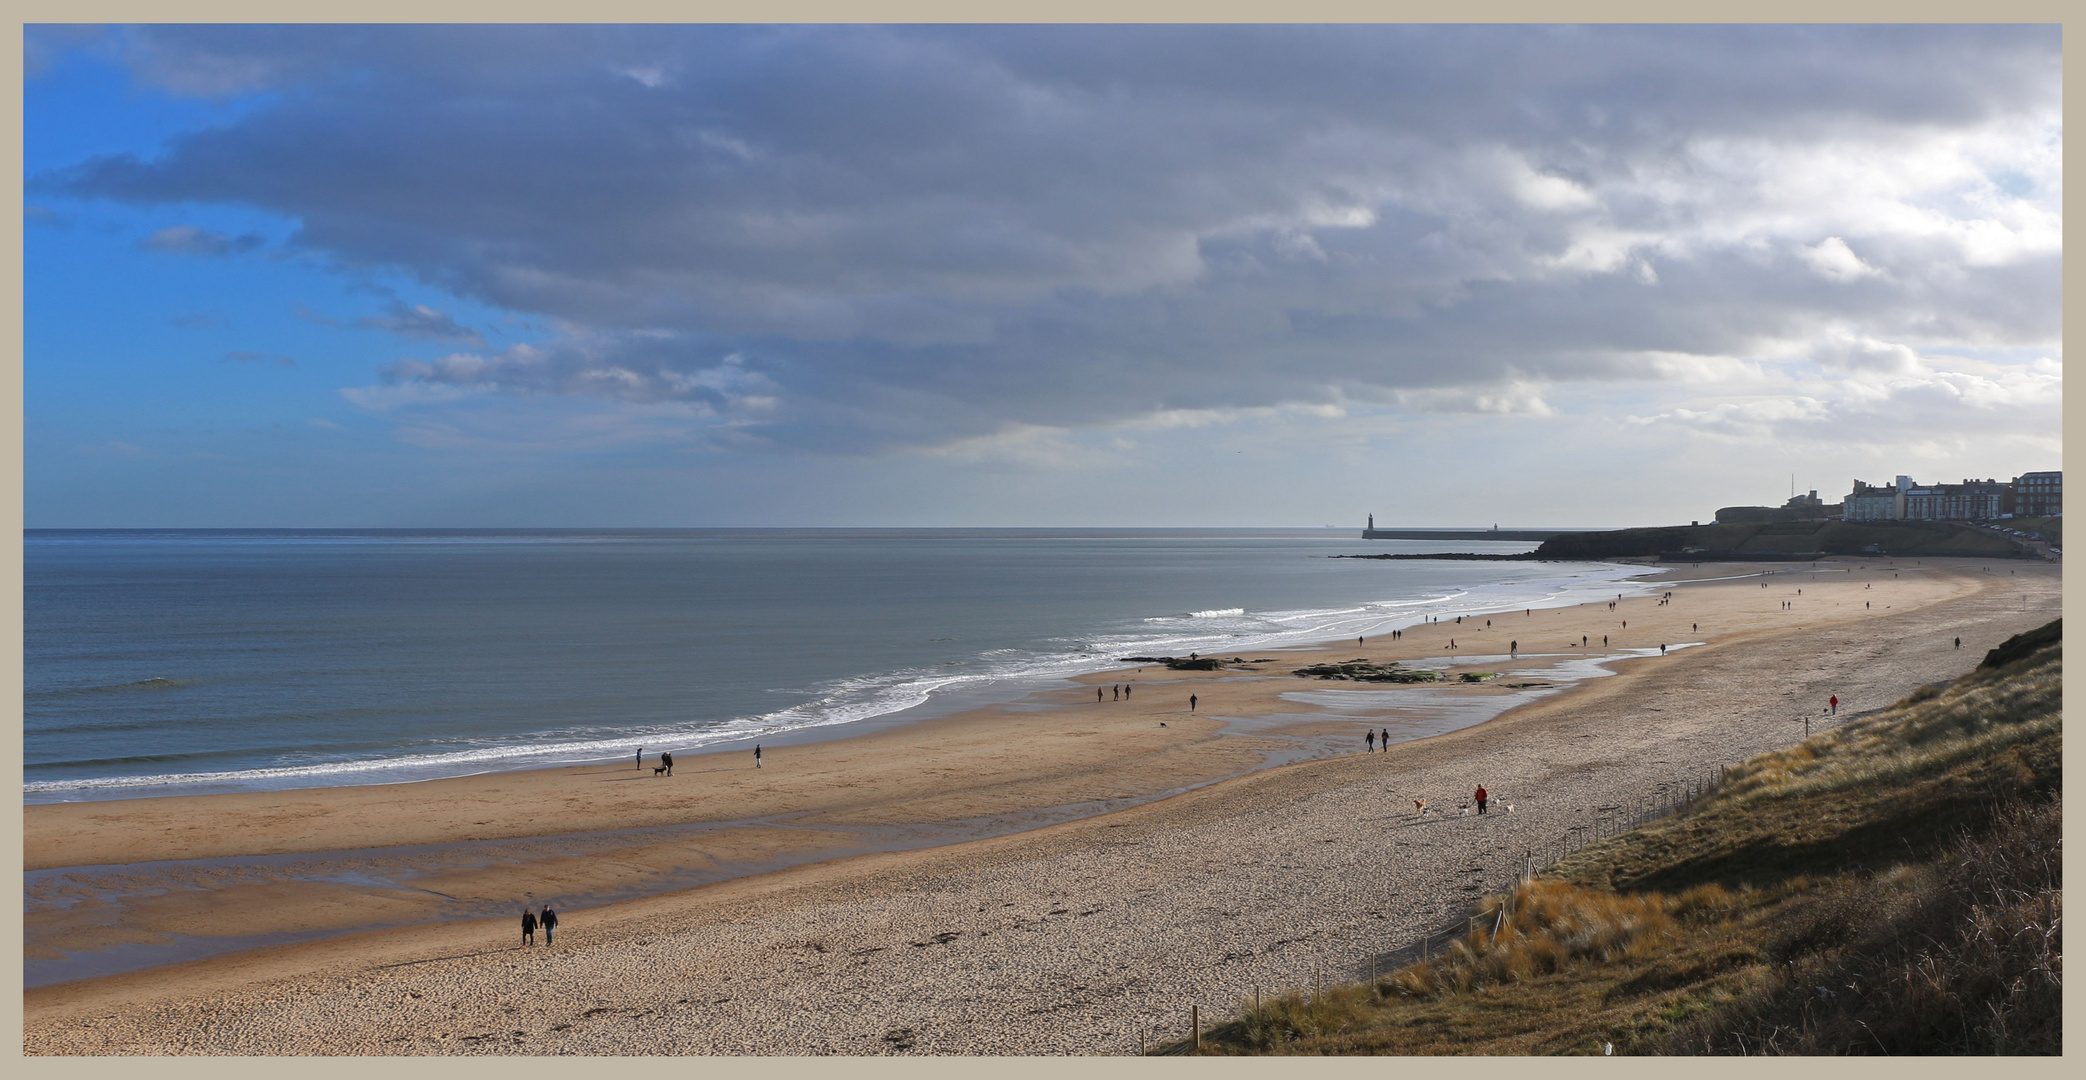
left=23, top=528, right=1659, bottom=804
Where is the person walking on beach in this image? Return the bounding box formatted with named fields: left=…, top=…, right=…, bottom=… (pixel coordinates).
left=636, top=747, right=642, bottom=771
left=521, top=907, right=537, bottom=947
left=1955, top=637, right=1961, bottom=649
left=1509, top=640, right=1517, bottom=658
left=661, top=752, right=673, bottom=776
left=754, top=744, right=763, bottom=768
left=541, top=905, right=558, bottom=945
left=1366, top=729, right=1376, bottom=753
left=1474, top=784, right=1489, bottom=815
left=1660, top=643, right=1667, bottom=655
left=1098, top=686, right=1105, bottom=703
left=1381, top=727, right=1390, bottom=752
left=1828, top=695, right=1838, bottom=715
left=1189, top=693, right=1198, bottom=712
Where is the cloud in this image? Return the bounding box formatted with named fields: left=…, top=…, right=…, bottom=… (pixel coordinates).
left=1627, top=360, right=2061, bottom=455
left=1802, top=237, right=1878, bottom=282
left=222, top=350, right=295, bottom=367
left=36, top=25, right=2061, bottom=455
left=1806, top=331, right=1923, bottom=375
left=171, top=309, right=228, bottom=329
left=354, top=300, right=486, bottom=346
left=139, top=224, right=263, bottom=257
left=1394, top=383, right=1557, bottom=417
left=81, top=439, right=149, bottom=459
left=337, top=377, right=713, bottom=454
left=24, top=25, right=107, bottom=78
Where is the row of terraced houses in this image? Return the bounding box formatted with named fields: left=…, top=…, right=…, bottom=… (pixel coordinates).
left=1839, top=472, right=2062, bottom=522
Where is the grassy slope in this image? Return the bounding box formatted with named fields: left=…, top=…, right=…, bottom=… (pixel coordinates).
left=1180, top=621, right=2062, bottom=1056
left=1533, top=520, right=2024, bottom=559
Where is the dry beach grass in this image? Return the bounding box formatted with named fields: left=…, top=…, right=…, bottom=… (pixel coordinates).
left=1192, top=625, right=2062, bottom=1055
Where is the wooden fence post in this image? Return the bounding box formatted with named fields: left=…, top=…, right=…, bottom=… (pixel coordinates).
left=1192, top=1005, right=1201, bottom=1053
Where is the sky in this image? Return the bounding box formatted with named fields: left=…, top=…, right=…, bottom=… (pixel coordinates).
left=22, top=24, right=2063, bottom=528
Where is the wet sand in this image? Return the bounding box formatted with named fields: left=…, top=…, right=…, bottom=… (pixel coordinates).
left=24, top=557, right=2057, bottom=1052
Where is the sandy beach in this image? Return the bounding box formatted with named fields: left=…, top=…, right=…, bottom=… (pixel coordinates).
left=23, top=556, right=2059, bottom=1054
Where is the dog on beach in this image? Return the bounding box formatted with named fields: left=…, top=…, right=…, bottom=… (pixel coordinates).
left=653, top=765, right=668, bottom=776
left=1459, top=803, right=1470, bottom=816
left=1413, top=798, right=1427, bottom=815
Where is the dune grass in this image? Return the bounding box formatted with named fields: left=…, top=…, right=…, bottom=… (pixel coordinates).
left=1174, top=623, right=2061, bottom=1056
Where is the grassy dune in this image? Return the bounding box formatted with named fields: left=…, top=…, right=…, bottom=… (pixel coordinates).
left=1178, top=620, right=2062, bottom=1056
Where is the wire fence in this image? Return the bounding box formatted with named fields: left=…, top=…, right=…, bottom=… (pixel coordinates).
left=1523, top=705, right=1866, bottom=875
left=1521, top=761, right=1731, bottom=876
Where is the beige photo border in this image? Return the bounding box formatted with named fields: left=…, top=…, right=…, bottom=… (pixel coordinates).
left=3, top=2, right=2075, bottom=1075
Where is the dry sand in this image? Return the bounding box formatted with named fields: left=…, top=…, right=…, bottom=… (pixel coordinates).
left=23, top=557, right=2059, bottom=1054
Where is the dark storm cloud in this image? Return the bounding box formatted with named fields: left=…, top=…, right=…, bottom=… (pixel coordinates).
left=37, top=24, right=2061, bottom=451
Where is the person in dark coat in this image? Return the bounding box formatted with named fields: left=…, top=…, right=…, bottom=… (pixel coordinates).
left=521, top=907, right=537, bottom=946
left=541, top=906, right=559, bottom=944
left=661, top=752, right=673, bottom=776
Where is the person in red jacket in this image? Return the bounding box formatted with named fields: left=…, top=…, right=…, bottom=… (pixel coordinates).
left=1474, top=784, right=1489, bottom=815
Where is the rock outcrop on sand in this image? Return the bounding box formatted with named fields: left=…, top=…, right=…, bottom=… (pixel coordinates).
left=1291, top=660, right=1442, bottom=683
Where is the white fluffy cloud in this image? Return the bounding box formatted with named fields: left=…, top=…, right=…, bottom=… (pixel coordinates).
left=1629, top=356, right=2061, bottom=459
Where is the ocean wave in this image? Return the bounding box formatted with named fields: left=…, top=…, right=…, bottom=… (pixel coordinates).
left=26, top=562, right=1662, bottom=800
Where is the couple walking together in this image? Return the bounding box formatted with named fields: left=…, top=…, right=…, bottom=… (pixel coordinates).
left=521, top=905, right=559, bottom=946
